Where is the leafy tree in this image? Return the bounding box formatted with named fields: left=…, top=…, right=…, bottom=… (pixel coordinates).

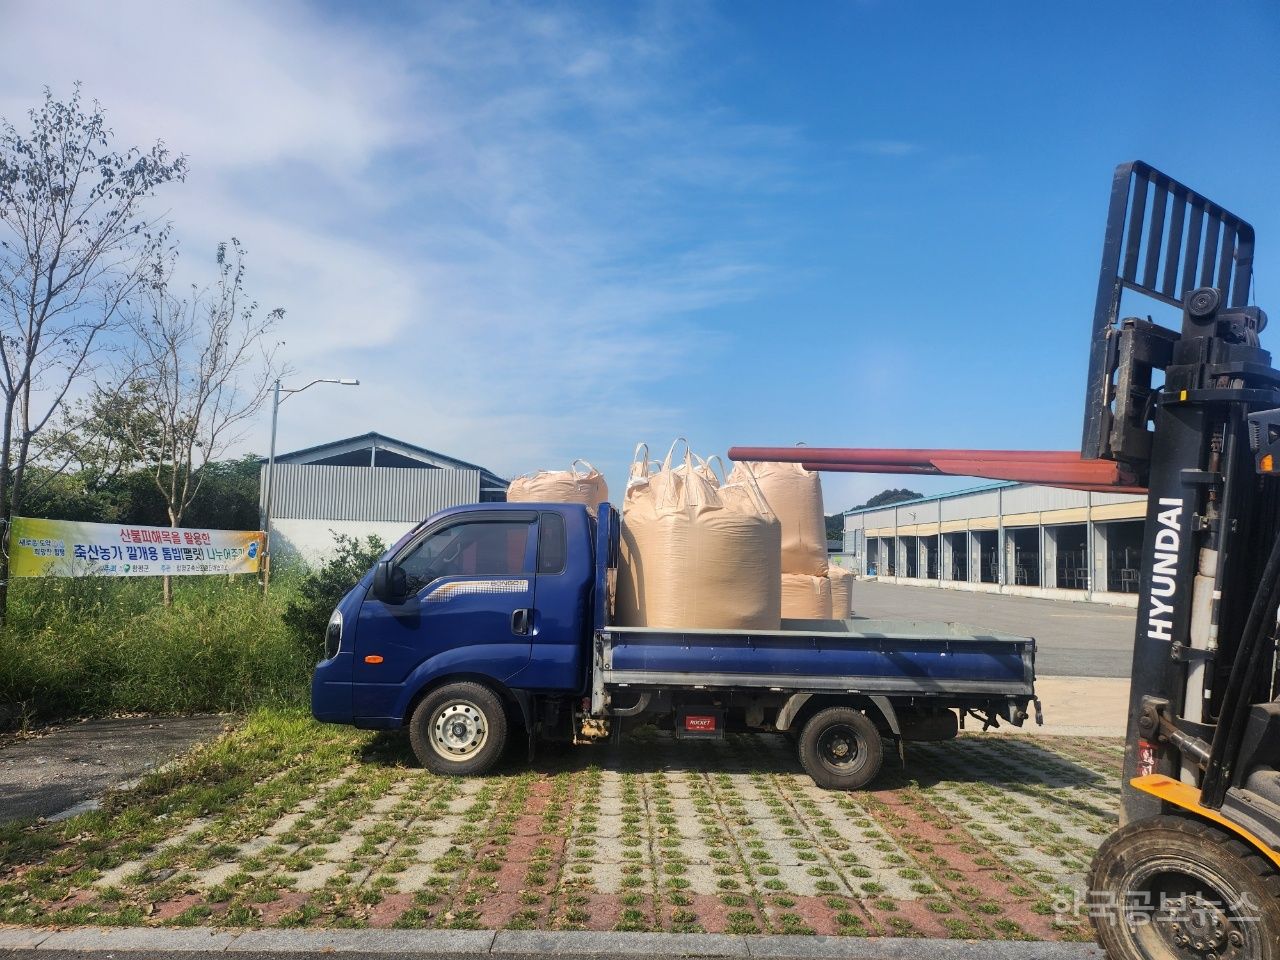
left=17, top=467, right=120, bottom=522
left=30, top=382, right=160, bottom=515
left=282, top=533, right=386, bottom=655
left=98, top=466, right=167, bottom=525
left=824, top=513, right=845, bottom=542
left=180, top=455, right=263, bottom=531
left=21, top=454, right=262, bottom=530
left=824, top=489, right=923, bottom=539
left=861, top=488, right=922, bottom=509
left=0, top=85, right=186, bottom=616
left=40, top=382, right=160, bottom=483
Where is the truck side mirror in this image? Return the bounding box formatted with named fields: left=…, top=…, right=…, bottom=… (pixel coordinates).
left=372, top=560, right=407, bottom=603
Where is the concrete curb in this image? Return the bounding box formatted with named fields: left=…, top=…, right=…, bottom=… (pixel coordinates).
left=492, top=930, right=746, bottom=955
left=0, top=927, right=1104, bottom=958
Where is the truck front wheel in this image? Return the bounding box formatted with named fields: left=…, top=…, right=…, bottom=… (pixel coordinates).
left=797, top=706, right=883, bottom=790
left=409, top=681, right=508, bottom=776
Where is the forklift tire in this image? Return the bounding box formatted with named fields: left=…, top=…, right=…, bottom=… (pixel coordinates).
left=1088, top=814, right=1280, bottom=960
left=409, top=681, right=508, bottom=777
left=797, top=706, right=883, bottom=790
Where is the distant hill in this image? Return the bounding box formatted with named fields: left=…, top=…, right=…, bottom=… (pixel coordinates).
left=825, top=488, right=922, bottom=540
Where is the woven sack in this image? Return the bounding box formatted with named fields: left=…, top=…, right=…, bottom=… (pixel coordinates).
left=507, top=460, right=609, bottom=516
left=617, top=441, right=781, bottom=630
left=729, top=460, right=827, bottom=576
left=827, top=564, right=853, bottom=618
left=781, top=573, right=833, bottom=620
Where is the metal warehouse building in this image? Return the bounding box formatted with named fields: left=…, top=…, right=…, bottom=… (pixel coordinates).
left=261, top=432, right=506, bottom=565
left=841, top=482, right=1147, bottom=607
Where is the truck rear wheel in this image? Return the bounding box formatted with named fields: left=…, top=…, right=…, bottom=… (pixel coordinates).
left=409, top=681, right=508, bottom=776
left=1088, top=814, right=1280, bottom=960
left=797, top=706, right=883, bottom=790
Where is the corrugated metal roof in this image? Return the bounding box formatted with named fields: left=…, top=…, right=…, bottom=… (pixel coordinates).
left=268, top=432, right=506, bottom=489
left=264, top=464, right=481, bottom=522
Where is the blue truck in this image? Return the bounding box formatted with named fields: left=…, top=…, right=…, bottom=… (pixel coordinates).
left=311, top=501, right=1040, bottom=790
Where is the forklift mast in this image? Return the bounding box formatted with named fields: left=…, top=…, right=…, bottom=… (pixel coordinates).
left=733, top=163, right=1280, bottom=951
left=1083, top=162, right=1280, bottom=832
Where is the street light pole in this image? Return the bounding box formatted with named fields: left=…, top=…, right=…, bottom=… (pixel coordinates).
left=261, top=377, right=359, bottom=592
left=261, top=378, right=282, bottom=590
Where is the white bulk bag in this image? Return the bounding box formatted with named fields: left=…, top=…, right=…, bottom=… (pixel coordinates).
left=828, top=564, right=854, bottom=619
left=729, top=460, right=827, bottom=577
left=617, top=442, right=781, bottom=630
left=781, top=573, right=833, bottom=620
left=507, top=460, right=609, bottom=516
left=634, top=440, right=722, bottom=489
left=679, top=453, right=726, bottom=487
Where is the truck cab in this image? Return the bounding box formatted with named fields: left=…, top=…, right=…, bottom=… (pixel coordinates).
left=312, top=503, right=597, bottom=734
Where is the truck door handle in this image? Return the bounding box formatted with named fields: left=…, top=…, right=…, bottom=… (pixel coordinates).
left=511, top=608, right=531, bottom=636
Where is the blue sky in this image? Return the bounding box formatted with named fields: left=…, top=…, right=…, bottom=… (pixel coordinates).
left=2, top=1, right=1278, bottom=510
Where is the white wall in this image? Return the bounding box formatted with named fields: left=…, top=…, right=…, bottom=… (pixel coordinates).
left=270, top=518, right=416, bottom=568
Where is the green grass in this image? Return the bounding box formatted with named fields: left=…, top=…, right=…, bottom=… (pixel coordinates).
left=0, top=707, right=378, bottom=924
left=0, top=575, right=313, bottom=724
left=0, top=709, right=1116, bottom=937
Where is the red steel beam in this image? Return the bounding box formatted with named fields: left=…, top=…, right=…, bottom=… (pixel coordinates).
left=803, top=463, right=1146, bottom=495
left=729, top=446, right=1146, bottom=493
left=730, top=447, right=1089, bottom=466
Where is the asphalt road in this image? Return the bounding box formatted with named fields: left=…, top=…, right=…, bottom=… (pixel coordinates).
left=850, top=581, right=1136, bottom=678
left=0, top=714, right=227, bottom=823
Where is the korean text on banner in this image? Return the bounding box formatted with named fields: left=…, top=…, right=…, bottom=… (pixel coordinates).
left=9, top=517, right=265, bottom=578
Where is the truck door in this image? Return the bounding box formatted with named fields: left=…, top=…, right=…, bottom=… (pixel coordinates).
left=351, top=511, right=538, bottom=722
left=504, top=509, right=594, bottom=692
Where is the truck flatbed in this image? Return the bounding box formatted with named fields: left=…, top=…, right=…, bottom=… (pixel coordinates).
left=587, top=508, right=1037, bottom=731
left=596, top=619, right=1035, bottom=696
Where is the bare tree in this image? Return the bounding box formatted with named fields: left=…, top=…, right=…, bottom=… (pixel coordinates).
left=0, top=85, right=185, bottom=615
left=115, top=239, right=283, bottom=604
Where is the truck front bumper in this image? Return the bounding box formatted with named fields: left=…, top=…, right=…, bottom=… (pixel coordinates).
left=311, top=653, right=355, bottom=724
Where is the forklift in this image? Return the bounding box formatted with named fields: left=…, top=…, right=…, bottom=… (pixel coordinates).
left=731, top=161, right=1280, bottom=958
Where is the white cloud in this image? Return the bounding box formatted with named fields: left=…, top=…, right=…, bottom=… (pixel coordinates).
left=0, top=1, right=407, bottom=173
left=0, top=0, right=798, bottom=492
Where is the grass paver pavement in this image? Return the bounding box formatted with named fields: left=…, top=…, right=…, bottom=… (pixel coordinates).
left=0, top=708, right=1118, bottom=940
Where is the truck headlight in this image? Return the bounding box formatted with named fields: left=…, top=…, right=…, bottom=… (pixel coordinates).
left=324, top=609, right=343, bottom=660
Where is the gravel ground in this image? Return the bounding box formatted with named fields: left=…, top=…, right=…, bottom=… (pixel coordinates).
left=0, top=715, right=1118, bottom=941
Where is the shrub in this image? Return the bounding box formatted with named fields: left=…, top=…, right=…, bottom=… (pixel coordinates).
left=281, top=533, right=386, bottom=654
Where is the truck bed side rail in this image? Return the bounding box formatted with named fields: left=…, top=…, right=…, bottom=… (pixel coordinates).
left=595, top=620, right=1035, bottom=699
